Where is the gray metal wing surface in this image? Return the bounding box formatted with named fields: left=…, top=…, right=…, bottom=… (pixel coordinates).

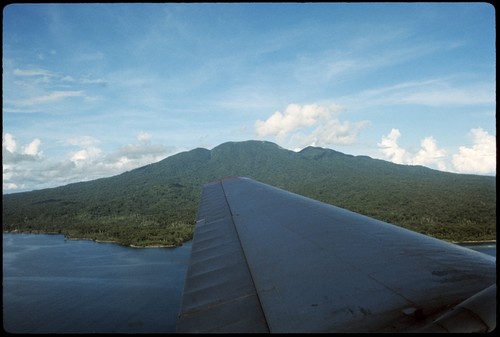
left=176, top=177, right=496, bottom=333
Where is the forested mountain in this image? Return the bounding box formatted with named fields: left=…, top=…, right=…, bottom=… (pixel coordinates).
left=2, top=140, right=496, bottom=246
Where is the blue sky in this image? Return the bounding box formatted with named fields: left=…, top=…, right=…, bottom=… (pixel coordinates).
left=3, top=3, right=496, bottom=193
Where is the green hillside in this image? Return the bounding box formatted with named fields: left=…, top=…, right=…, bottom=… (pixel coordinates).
left=2, top=140, right=496, bottom=247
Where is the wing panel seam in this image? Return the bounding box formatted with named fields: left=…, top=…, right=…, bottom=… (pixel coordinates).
left=220, top=179, right=272, bottom=333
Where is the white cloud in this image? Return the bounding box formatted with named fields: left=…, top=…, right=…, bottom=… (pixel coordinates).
left=4, top=182, right=18, bottom=190
left=3, top=132, right=175, bottom=192
left=255, top=103, right=368, bottom=150
left=3, top=134, right=46, bottom=191
left=69, top=146, right=103, bottom=166
left=378, top=129, right=447, bottom=170
left=377, top=128, right=407, bottom=164
left=12, top=90, right=85, bottom=106
left=397, top=83, right=495, bottom=107
left=452, top=128, right=496, bottom=174
left=23, top=138, right=43, bottom=156
left=255, top=103, right=338, bottom=139
left=2, top=133, right=42, bottom=159
left=66, top=133, right=171, bottom=172
left=5, top=66, right=105, bottom=115
left=110, top=142, right=168, bottom=162
left=289, top=119, right=370, bottom=149
left=355, top=79, right=495, bottom=108
left=3, top=133, right=17, bottom=153
left=13, top=68, right=55, bottom=77
left=61, top=75, right=76, bottom=82
left=410, top=136, right=447, bottom=171
left=378, top=128, right=496, bottom=175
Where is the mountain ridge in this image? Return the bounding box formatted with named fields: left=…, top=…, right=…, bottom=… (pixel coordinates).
left=3, top=140, right=496, bottom=246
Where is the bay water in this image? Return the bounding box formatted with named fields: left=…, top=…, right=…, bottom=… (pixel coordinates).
left=2, top=233, right=495, bottom=333
left=3, top=233, right=191, bottom=333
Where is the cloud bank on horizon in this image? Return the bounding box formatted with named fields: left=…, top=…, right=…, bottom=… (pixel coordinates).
left=3, top=3, right=496, bottom=193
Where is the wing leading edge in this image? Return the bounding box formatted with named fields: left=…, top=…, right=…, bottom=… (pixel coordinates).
left=177, top=177, right=495, bottom=332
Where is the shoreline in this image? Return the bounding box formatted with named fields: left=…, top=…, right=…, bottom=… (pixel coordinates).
left=3, top=230, right=180, bottom=249
left=4, top=230, right=495, bottom=248
left=67, top=236, right=178, bottom=248
left=450, top=240, right=497, bottom=245
left=453, top=240, right=496, bottom=244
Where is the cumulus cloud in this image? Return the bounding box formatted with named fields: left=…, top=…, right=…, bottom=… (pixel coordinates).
left=2, top=133, right=43, bottom=160
left=289, top=119, right=370, bottom=149
left=378, top=128, right=447, bottom=170
left=3, top=133, right=45, bottom=191
left=3, top=132, right=175, bottom=192
left=69, top=146, right=103, bottom=166
left=378, top=128, right=495, bottom=174
left=23, top=138, right=43, bottom=156
left=108, top=142, right=169, bottom=163
left=65, top=132, right=173, bottom=174
left=413, top=136, right=447, bottom=171
left=377, top=128, right=406, bottom=164
left=452, top=128, right=496, bottom=174
left=3, top=133, right=17, bottom=153
left=255, top=103, right=368, bottom=149
left=255, top=103, right=336, bottom=139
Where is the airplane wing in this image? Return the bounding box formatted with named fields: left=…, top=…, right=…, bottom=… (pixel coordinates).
left=176, top=177, right=496, bottom=333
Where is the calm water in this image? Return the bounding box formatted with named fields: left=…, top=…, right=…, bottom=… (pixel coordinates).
left=2, top=233, right=495, bottom=333
left=458, top=241, right=496, bottom=258
left=3, top=233, right=191, bottom=333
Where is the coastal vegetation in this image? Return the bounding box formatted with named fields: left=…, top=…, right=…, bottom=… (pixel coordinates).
left=2, top=140, right=496, bottom=247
